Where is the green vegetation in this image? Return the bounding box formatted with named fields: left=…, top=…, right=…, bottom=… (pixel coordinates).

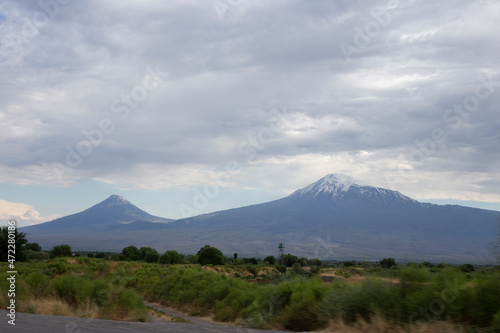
left=196, top=245, right=225, bottom=265
left=1, top=241, right=499, bottom=331
left=159, top=250, right=184, bottom=264
left=50, top=244, right=72, bottom=258
left=26, top=242, right=42, bottom=252
left=379, top=257, right=396, bottom=268
left=0, top=226, right=28, bottom=262
left=0, top=258, right=147, bottom=321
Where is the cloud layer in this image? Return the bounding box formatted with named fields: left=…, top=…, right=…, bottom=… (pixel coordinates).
left=1, top=0, right=499, bottom=215
left=0, top=199, right=59, bottom=227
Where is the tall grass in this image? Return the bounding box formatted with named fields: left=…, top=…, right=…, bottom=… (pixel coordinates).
left=0, top=259, right=146, bottom=321
left=1, top=259, right=499, bottom=331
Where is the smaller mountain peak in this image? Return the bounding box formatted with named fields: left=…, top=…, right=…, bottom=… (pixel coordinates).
left=109, top=194, right=127, bottom=200
left=103, top=194, right=131, bottom=206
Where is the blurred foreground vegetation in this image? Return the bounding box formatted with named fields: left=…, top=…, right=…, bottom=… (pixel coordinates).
left=1, top=254, right=500, bottom=331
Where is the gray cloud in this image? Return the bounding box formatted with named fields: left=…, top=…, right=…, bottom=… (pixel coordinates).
left=0, top=0, right=499, bottom=205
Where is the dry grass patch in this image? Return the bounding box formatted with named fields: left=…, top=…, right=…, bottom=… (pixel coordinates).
left=311, top=316, right=466, bottom=333
left=21, top=297, right=100, bottom=319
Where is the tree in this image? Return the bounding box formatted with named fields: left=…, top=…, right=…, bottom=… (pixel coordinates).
left=26, top=251, right=49, bottom=260
left=233, top=258, right=244, bottom=265
left=0, top=226, right=28, bottom=262
left=283, top=253, right=298, bottom=267
left=50, top=244, right=72, bottom=258
left=197, top=245, right=224, bottom=265
left=244, top=257, right=258, bottom=265
left=298, top=257, right=308, bottom=267
left=139, top=247, right=159, bottom=263
left=459, top=263, right=475, bottom=273
left=159, top=250, right=184, bottom=264
left=143, top=249, right=160, bottom=263
left=264, top=255, right=276, bottom=265
left=379, top=258, right=396, bottom=268
left=309, top=258, right=322, bottom=267
left=26, top=242, right=42, bottom=252
left=187, top=254, right=198, bottom=264
left=122, top=245, right=141, bottom=261
left=276, top=264, right=287, bottom=274
left=233, top=253, right=238, bottom=260
left=343, top=260, right=357, bottom=267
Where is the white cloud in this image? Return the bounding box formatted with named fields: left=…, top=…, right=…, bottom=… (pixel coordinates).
left=0, top=0, right=499, bottom=214
left=0, top=199, right=60, bottom=227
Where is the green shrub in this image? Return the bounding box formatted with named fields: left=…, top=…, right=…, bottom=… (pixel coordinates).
left=459, top=263, right=475, bottom=273
left=159, top=250, right=184, bottom=264
left=197, top=245, right=225, bottom=265
left=466, top=272, right=500, bottom=326
left=379, top=258, right=396, bottom=268
left=264, top=256, right=276, bottom=265
left=276, top=265, right=286, bottom=274
left=117, top=289, right=144, bottom=310
left=280, top=278, right=328, bottom=331
left=45, top=260, right=69, bottom=276
left=26, top=250, right=50, bottom=260
left=335, top=268, right=351, bottom=279
left=320, top=279, right=385, bottom=324
left=52, top=275, right=92, bottom=304
left=343, top=260, right=357, bottom=267
left=247, top=265, right=258, bottom=277
left=491, top=310, right=500, bottom=333
left=25, top=271, right=49, bottom=297
left=50, top=244, right=72, bottom=258
left=122, top=245, right=141, bottom=261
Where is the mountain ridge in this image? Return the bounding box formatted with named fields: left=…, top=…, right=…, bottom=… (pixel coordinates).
left=21, top=194, right=172, bottom=234
left=20, top=175, right=500, bottom=262
left=288, top=174, right=418, bottom=206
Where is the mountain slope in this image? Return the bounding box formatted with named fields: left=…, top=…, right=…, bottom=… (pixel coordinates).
left=21, top=195, right=172, bottom=234
left=21, top=175, right=499, bottom=262
left=171, top=174, right=498, bottom=261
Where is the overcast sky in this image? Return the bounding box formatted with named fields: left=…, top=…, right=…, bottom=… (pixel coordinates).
left=1, top=0, right=499, bottom=226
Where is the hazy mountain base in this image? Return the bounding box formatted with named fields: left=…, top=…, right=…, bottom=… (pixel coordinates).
left=27, top=228, right=493, bottom=263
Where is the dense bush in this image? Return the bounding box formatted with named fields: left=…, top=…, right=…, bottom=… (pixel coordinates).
left=26, top=250, right=50, bottom=260
left=159, top=250, right=184, bottom=264
left=25, top=242, right=42, bottom=252
left=276, top=264, right=287, bottom=274
left=197, top=245, right=224, bottom=265
left=50, top=244, right=72, bottom=258
left=264, top=255, right=276, bottom=265
left=122, top=245, right=141, bottom=261
left=379, top=257, right=396, bottom=268
left=1, top=257, right=500, bottom=331
left=282, top=254, right=298, bottom=267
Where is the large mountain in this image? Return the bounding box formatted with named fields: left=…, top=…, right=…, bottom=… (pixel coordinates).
left=21, top=175, right=499, bottom=262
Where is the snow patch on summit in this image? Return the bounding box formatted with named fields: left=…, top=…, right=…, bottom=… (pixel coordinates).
left=105, top=195, right=131, bottom=207
left=293, top=174, right=357, bottom=198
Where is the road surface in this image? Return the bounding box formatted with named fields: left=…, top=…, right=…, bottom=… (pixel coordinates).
left=0, top=310, right=289, bottom=333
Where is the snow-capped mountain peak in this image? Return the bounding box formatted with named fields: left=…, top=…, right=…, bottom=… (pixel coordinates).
left=104, top=194, right=130, bottom=207
left=291, top=174, right=358, bottom=198
left=289, top=174, right=418, bottom=205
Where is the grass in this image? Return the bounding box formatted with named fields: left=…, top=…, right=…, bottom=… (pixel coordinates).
left=1, top=258, right=499, bottom=331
